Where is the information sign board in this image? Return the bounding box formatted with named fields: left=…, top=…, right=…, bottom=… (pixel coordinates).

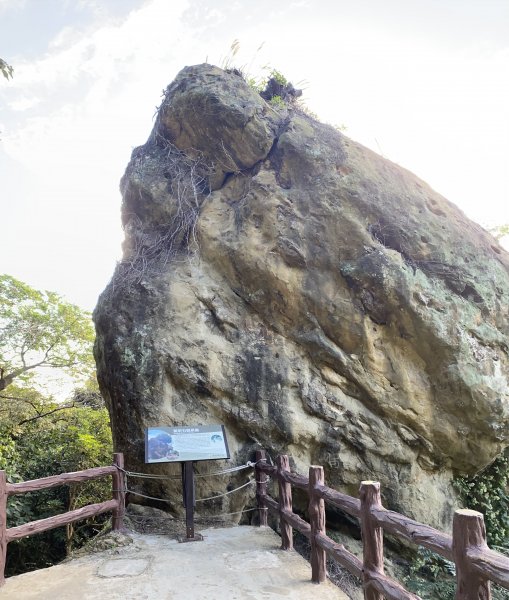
left=145, top=424, right=230, bottom=463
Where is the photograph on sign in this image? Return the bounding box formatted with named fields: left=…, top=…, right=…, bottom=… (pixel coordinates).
left=145, top=424, right=230, bottom=463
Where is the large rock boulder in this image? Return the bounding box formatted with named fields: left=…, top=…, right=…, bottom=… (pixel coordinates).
left=94, top=64, right=509, bottom=528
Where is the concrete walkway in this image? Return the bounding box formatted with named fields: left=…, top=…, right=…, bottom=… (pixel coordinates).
left=1, top=526, right=350, bottom=600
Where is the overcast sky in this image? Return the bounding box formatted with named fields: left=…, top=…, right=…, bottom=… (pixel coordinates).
left=1, top=0, right=508, bottom=311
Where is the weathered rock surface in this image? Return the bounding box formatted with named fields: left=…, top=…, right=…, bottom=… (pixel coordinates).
left=94, top=64, right=509, bottom=529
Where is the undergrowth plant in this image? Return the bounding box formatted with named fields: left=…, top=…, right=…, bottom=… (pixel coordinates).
left=454, top=450, right=509, bottom=548
left=269, top=95, right=285, bottom=108
left=220, top=40, right=301, bottom=103
left=405, top=451, right=509, bottom=599
left=404, top=548, right=456, bottom=599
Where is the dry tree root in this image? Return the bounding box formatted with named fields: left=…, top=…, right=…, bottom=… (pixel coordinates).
left=106, top=138, right=211, bottom=299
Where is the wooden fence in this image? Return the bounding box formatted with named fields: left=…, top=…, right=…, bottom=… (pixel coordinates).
left=0, top=452, right=125, bottom=586
left=254, top=450, right=509, bottom=600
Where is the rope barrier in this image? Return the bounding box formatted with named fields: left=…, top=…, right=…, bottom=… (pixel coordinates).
left=116, top=458, right=270, bottom=520
left=216, top=507, right=267, bottom=517
left=194, top=479, right=255, bottom=502
left=195, top=462, right=256, bottom=477
left=118, top=461, right=256, bottom=481
left=125, top=488, right=173, bottom=503
left=119, top=469, right=180, bottom=481
left=123, top=476, right=267, bottom=504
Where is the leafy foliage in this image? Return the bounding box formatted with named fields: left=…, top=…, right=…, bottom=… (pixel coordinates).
left=0, top=58, right=13, bottom=80
left=454, top=450, right=509, bottom=547
left=1, top=400, right=112, bottom=575
left=489, top=224, right=509, bottom=241
left=268, top=68, right=288, bottom=86
left=0, top=275, right=113, bottom=575
left=0, top=274, right=95, bottom=392
left=72, top=374, right=106, bottom=409
left=404, top=546, right=509, bottom=599
left=404, top=548, right=456, bottom=599
left=269, top=95, right=285, bottom=108
left=218, top=40, right=301, bottom=107
left=404, top=453, right=509, bottom=599
left=259, top=68, right=302, bottom=105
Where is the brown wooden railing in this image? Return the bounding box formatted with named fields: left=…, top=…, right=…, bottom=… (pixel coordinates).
left=0, top=452, right=125, bottom=586
left=254, top=450, right=509, bottom=600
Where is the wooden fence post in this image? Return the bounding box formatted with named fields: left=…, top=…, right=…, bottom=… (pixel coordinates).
left=453, top=509, right=491, bottom=600
left=360, top=481, right=384, bottom=600
left=277, top=455, right=293, bottom=550
left=112, top=453, right=126, bottom=531
left=309, top=465, right=326, bottom=583
left=255, top=450, right=268, bottom=527
left=0, top=471, right=7, bottom=587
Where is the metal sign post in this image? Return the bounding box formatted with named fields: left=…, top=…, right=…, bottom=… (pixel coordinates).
left=144, top=425, right=230, bottom=543
left=179, top=460, right=202, bottom=542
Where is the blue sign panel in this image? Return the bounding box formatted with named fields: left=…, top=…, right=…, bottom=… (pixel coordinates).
left=145, top=424, right=230, bottom=463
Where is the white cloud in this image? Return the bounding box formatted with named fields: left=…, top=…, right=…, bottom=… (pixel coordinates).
left=1, top=0, right=508, bottom=309
left=7, top=93, right=41, bottom=111
left=0, top=2, right=188, bottom=306
left=0, top=0, right=25, bottom=14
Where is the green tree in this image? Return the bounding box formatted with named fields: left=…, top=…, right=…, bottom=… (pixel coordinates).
left=1, top=399, right=112, bottom=574
left=0, top=275, right=113, bottom=575
left=0, top=274, right=95, bottom=394
left=454, top=451, right=509, bottom=548
left=489, top=224, right=509, bottom=241
left=0, top=58, right=13, bottom=80
left=72, top=375, right=105, bottom=409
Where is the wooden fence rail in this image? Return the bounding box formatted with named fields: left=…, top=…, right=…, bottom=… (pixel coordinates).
left=255, top=450, right=509, bottom=600
left=0, top=452, right=125, bottom=586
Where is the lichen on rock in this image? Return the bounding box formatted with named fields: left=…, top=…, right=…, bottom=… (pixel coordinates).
left=94, top=63, right=509, bottom=529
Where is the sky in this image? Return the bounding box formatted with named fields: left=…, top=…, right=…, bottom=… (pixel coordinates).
left=1, top=0, right=508, bottom=311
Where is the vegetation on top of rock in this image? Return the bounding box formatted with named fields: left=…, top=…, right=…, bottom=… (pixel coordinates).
left=0, top=58, right=13, bottom=80
left=490, top=224, right=509, bottom=241
left=259, top=69, right=302, bottom=104
left=218, top=39, right=302, bottom=106
left=95, top=63, right=509, bottom=536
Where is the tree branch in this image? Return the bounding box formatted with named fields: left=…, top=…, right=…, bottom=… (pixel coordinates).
left=16, top=403, right=76, bottom=427
left=0, top=359, right=55, bottom=391
left=0, top=394, right=33, bottom=402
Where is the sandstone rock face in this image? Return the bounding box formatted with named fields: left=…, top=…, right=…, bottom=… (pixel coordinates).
left=94, top=64, right=509, bottom=528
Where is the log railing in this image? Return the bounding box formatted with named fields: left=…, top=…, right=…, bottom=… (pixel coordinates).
left=0, top=452, right=125, bottom=586
left=254, top=450, right=509, bottom=599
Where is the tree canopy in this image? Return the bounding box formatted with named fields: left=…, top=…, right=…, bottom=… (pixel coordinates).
left=0, top=274, right=95, bottom=394
left=0, top=58, right=13, bottom=80
left=0, top=275, right=112, bottom=575
left=0, top=394, right=112, bottom=575
left=489, top=224, right=509, bottom=241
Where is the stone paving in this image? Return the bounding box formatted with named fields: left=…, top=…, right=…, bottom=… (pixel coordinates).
left=1, top=526, right=350, bottom=600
